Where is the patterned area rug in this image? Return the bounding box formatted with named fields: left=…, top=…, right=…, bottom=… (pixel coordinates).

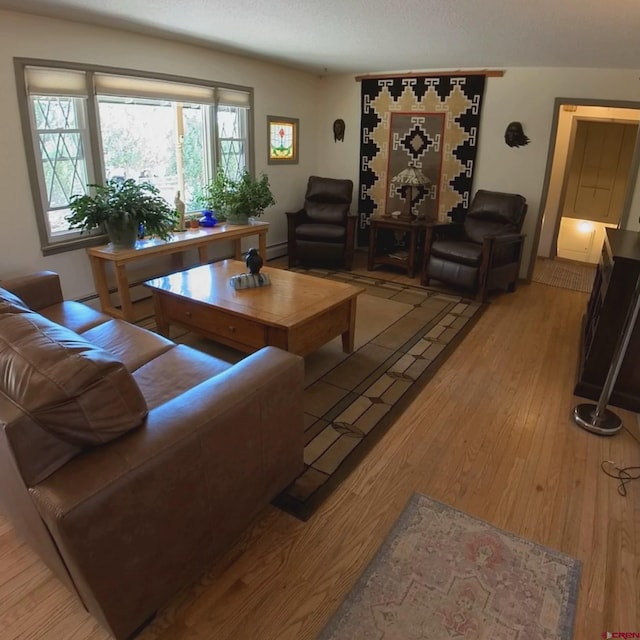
left=533, top=258, right=596, bottom=293
left=272, top=269, right=484, bottom=520
left=318, top=494, right=581, bottom=640
left=140, top=268, right=484, bottom=520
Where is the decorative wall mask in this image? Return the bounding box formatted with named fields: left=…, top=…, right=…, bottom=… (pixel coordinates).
left=333, top=118, right=345, bottom=142
left=504, top=121, right=530, bottom=147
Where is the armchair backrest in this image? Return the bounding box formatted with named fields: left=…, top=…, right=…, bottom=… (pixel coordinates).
left=304, top=176, right=353, bottom=225
left=464, top=189, right=527, bottom=244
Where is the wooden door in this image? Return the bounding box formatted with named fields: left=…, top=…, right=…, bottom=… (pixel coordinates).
left=561, top=120, right=637, bottom=224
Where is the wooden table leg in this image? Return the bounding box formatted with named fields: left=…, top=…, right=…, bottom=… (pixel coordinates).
left=341, top=297, right=358, bottom=353
left=408, top=228, right=417, bottom=278
left=368, top=224, right=377, bottom=271
left=151, top=292, right=170, bottom=337
left=88, top=255, right=113, bottom=314
left=258, top=230, right=267, bottom=259
left=114, top=263, right=134, bottom=322
left=233, top=239, right=242, bottom=261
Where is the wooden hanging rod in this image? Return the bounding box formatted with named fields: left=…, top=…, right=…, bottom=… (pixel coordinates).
left=354, top=69, right=505, bottom=81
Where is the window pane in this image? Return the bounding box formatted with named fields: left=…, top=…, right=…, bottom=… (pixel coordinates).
left=99, top=97, right=210, bottom=211
left=181, top=104, right=206, bottom=211
left=31, top=96, right=90, bottom=236
left=33, top=96, right=79, bottom=129
left=218, top=106, right=247, bottom=181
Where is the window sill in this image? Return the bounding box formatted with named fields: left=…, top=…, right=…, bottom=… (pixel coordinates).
left=42, top=233, right=109, bottom=256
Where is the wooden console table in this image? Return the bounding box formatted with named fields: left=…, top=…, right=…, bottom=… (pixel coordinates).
left=87, top=222, right=268, bottom=322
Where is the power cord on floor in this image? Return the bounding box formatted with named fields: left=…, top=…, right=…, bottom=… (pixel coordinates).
left=600, top=460, right=640, bottom=496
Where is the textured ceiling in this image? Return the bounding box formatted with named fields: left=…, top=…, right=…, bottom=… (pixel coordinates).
left=1, top=0, right=640, bottom=75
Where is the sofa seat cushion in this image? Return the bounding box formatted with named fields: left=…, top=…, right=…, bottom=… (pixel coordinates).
left=0, top=312, right=147, bottom=447
left=42, top=301, right=112, bottom=334
left=431, top=240, right=483, bottom=267
left=133, top=344, right=231, bottom=409
left=296, top=223, right=345, bottom=242
left=0, top=286, right=31, bottom=314
left=81, top=319, right=174, bottom=372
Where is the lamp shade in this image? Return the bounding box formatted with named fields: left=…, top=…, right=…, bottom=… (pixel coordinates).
left=392, top=162, right=431, bottom=187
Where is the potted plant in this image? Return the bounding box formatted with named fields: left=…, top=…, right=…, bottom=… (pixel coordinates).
left=200, top=168, right=275, bottom=225
left=66, top=178, right=177, bottom=250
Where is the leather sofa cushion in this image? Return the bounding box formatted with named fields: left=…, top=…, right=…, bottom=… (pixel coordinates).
left=431, top=240, right=483, bottom=267
left=304, top=201, right=350, bottom=225
left=0, top=311, right=148, bottom=447
left=0, top=286, right=31, bottom=314
left=133, top=344, right=231, bottom=410
left=295, top=222, right=346, bottom=242
left=305, top=176, right=353, bottom=204
left=42, top=301, right=112, bottom=334
left=464, top=219, right=517, bottom=244
left=466, top=189, right=527, bottom=225
left=82, top=319, right=174, bottom=372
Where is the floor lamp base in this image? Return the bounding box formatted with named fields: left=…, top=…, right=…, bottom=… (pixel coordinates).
left=573, top=403, right=623, bottom=436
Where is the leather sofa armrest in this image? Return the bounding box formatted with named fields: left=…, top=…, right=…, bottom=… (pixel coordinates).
left=0, top=271, right=64, bottom=310
left=28, top=345, right=304, bottom=640
left=285, top=208, right=308, bottom=234
left=484, top=232, right=525, bottom=245
left=284, top=208, right=307, bottom=221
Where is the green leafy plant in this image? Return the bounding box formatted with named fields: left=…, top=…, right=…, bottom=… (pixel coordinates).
left=199, top=169, right=275, bottom=221
left=66, top=178, right=177, bottom=241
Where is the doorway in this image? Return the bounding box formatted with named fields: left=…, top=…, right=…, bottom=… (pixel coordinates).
left=530, top=99, right=640, bottom=279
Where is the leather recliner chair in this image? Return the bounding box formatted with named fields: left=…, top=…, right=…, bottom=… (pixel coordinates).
left=285, top=176, right=356, bottom=270
left=420, top=189, right=528, bottom=302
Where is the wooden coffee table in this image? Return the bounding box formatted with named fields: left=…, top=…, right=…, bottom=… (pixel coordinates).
left=144, top=260, right=365, bottom=356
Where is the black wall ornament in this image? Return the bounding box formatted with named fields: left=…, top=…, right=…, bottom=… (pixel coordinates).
left=504, top=121, right=530, bottom=147
left=333, top=118, right=345, bottom=142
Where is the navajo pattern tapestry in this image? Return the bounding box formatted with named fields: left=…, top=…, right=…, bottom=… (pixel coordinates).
left=357, top=75, right=486, bottom=245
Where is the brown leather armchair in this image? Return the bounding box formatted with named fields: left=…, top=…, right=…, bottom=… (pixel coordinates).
left=420, top=189, right=527, bottom=302
left=285, top=176, right=356, bottom=270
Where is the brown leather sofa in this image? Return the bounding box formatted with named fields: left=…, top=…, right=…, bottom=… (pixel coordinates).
left=285, top=175, right=356, bottom=269
left=0, top=271, right=304, bottom=640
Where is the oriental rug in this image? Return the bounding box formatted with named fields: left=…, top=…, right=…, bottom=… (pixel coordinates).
left=357, top=74, right=486, bottom=246
left=317, top=493, right=581, bottom=640
left=141, top=268, right=484, bottom=520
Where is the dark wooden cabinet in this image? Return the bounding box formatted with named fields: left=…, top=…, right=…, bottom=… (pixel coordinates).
left=575, top=227, right=640, bottom=411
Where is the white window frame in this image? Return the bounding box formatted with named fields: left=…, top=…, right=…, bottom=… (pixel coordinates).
left=14, top=59, right=254, bottom=256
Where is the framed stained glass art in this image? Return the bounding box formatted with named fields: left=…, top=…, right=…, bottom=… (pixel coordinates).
left=267, top=115, right=299, bottom=164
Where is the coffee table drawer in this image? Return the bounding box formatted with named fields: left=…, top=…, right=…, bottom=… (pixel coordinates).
left=162, top=296, right=267, bottom=349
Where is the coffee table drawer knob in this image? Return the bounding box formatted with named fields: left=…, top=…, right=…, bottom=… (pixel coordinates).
left=185, top=311, right=192, bottom=318
left=228, top=325, right=236, bottom=333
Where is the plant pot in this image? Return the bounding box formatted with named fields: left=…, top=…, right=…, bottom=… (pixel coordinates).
left=105, top=219, right=138, bottom=250
left=225, top=210, right=250, bottom=225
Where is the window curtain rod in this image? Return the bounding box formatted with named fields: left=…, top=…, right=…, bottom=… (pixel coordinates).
left=354, top=69, right=504, bottom=81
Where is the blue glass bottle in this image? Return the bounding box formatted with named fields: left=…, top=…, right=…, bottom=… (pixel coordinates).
left=199, top=210, right=217, bottom=227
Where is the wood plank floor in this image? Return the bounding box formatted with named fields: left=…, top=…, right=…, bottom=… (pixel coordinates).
left=2, top=254, right=639, bottom=639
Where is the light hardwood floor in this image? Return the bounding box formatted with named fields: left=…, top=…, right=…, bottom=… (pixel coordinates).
left=2, top=254, right=639, bottom=639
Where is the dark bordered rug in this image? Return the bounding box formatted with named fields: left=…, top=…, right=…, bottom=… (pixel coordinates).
left=317, top=493, right=580, bottom=639
left=139, top=267, right=485, bottom=521
left=272, top=268, right=485, bottom=520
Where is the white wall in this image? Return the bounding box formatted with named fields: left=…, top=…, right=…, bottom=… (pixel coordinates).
left=315, top=68, right=640, bottom=277
left=0, top=10, right=318, bottom=299
left=5, top=14, right=640, bottom=298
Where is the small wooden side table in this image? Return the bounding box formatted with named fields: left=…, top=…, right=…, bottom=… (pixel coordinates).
left=367, top=216, right=430, bottom=278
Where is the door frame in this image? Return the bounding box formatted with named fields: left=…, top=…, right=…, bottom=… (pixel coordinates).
left=527, top=97, right=640, bottom=281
